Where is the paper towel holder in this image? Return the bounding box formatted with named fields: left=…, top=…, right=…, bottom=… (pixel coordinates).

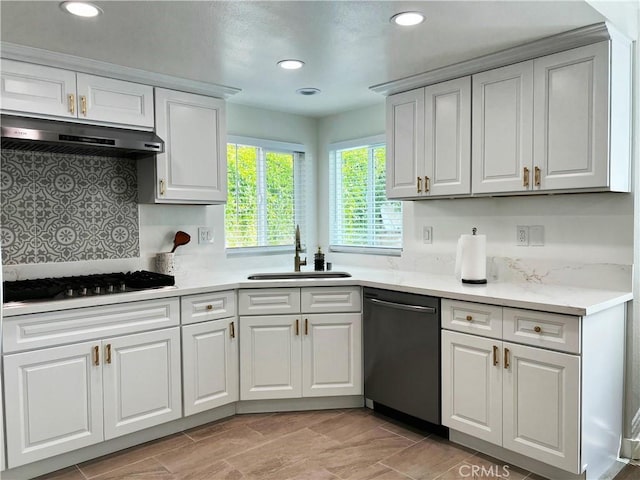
left=460, top=227, right=488, bottom=285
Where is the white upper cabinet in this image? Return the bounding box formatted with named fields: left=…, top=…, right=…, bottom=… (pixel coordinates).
left=424, top=77, right=471, bottom=197
left=76, top=74, right=154, bottom=128
left=0, top=60, right=154, bottom=128
left=386, top=88, right=425, bottom=199
left=140, top=88, right=227, bottom=204
left=533, top=41, right=614, bottom=191
left=386, top=77, right=471, bottom=200
left=0, top=60, right=77, bottom=118
left=472, top=61, right=534, bottom=194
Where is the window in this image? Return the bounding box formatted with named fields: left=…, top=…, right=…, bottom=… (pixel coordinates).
left=330, top=135, right=402, bottom=254
left=225, top=136, right=306, bottom=252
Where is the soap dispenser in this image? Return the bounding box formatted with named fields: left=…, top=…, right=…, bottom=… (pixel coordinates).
left=314, top=247, right=325, bottom=271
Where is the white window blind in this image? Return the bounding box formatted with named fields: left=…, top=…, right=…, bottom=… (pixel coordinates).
left=226, top=136, right=306, bottom=253
left=329, top=135, right=402, bottom=254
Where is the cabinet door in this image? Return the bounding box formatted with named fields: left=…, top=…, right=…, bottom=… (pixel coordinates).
left=472, top=61, right=534, bottom=194
left=0, top=59, right=77, bottom=118
left=239, top=315, right=302, bottom=400
left=3, top=341, right=103, bottom=468
left=155, top=88, right=227, bottom=203
left=182, top=319, right=238, bottom=416
left=441, top=330, right=502, bottom=446
left=533, top=41, right=609, bottom=191
left=424, top=76, right=471, bottom=196
left=76, top=74, right=154, bottom=128
left=302, top=313, right=362, bottom=397
left=502, top=342, right=580, bottom=473
left=103, top=328, right=181, bottom=440
left=386, top=88, right=425, bottom=199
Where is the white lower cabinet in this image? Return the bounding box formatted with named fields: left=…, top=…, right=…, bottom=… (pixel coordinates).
left=4, top=327, right=181, bottom=468
left=238, top=287, right=363, bottom=401
left=182, top=318, right=238, bottom=415
left=442, top=330, right=580, bottom=473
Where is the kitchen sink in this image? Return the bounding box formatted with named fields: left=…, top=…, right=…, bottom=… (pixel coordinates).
left=247, top=271, right=352, bottom=280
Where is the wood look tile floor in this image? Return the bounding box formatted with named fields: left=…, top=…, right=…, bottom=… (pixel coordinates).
left=35, top=409, right=640, bottom=480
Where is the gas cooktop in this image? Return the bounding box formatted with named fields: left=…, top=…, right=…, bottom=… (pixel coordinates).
left=3, top=271, right=175, bottom=303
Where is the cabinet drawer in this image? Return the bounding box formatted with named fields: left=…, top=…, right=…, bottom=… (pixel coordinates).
left=238, top=288, right=301, bottom=316
left=503, top=308, right=580, bottom=354
left=301, top=287, right=361, bottom=313
left=3, top=298, right=180, bottom=353
left=442, top=299, right=502, bottom=339
left=181, top=290, right=236, bottom=325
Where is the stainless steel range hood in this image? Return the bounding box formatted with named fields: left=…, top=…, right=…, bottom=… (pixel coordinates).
left=1, top=115, right=164, bottom=158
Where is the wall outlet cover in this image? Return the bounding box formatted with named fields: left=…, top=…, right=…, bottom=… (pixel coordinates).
left=516, top=225, right=529, bottom=246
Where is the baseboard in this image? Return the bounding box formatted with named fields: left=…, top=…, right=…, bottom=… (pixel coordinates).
left=235, top=395, right=364, bottom=413
left=621, top=438, right=640, bottom=460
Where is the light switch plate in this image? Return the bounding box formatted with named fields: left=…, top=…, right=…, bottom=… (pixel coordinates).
left=198, top=227, right=214, bottom=244
left=529, top=225, right=544, bottom=246
left=423, top=226, right=433, bottom=244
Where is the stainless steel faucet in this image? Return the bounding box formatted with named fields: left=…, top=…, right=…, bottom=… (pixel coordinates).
left=294, top=225, right=306, bottom=272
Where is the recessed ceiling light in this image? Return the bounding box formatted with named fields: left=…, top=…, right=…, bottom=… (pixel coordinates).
left=390, top=12, right=425, bottom=27
left=60, top=1, right=102, bottom=17
left=278, top=59, right=305, bottom=70
left=296, top=88, right=321, bottom=96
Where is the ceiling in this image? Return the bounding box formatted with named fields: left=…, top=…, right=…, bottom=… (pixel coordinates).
left=0, top=1, right=609, bottom=117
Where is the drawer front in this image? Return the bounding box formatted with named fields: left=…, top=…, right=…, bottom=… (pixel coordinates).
left=238, top=288, right=301, bottom=316
left=3, top=298, right=180, bottom=353
left=503, top=308, right=580, bottom=354
left=301, top=286, right=361, bottom=313
left=441, top=299, right=502, bottom=339
left=181, top=290, right=236, bottom=325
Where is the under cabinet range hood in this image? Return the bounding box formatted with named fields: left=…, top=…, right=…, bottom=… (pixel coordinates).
left=1, top=115, right=164, bottom=158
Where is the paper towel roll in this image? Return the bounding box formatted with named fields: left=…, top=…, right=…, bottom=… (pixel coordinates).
left=459, top=234, right=487, bottom=284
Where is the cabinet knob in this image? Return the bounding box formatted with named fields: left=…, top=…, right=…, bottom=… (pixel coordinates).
left=466, top=315, right=473, bottom=322
left=206, top=304, right=213, bottom=310
left=534, top=325, right=542, bottom=333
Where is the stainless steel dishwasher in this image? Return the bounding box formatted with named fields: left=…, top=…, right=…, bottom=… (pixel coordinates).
left=363, top=287, right=441, bottom=425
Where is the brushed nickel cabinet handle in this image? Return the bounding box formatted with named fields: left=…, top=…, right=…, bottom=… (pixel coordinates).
left=523, top=167, right=530, bottom=187
left=93, top=345, right=100, bottom=366
left=417, top=176, right=422, bottom=193
left=81, top=95, right=87, bottom=116
left=230, top=321, right=235, bottom=339
left=68, top=93, right=75, bottom=115
left=159, top=179, right=165, bottom=196
left=105, top=344, right=112, bottom=364
left=493, top=345, right=499, bottom=366
left=504, top=347, right=510, bottom=369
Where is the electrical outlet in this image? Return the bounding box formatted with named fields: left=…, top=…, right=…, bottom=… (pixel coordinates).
left=516, top=225, right=529, bottom=246
left=198, top=227, right=213, bottom=244
left=423, top=226, right=433, bottom=244
left=529, top=225, right=544, bottom=246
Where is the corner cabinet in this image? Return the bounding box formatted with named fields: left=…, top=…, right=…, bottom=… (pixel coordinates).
left=2, top=299, right=182, bottom=468
left=238, top=287, right=363, bottom=400
left=138, top=88, right=227, bottom=204
left=441, top=299, right=626, bottom=479
left=181, top=290, right=238, bottom=416
left=0, top=59, right=154, bottom=128
left=386, top=77, right=471, bottom=199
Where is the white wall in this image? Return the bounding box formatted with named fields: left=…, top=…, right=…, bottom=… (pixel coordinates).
left=138, top=103, right=318, bottom=278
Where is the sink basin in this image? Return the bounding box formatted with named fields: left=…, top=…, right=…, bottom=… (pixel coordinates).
left=247, top=271, right=352, bottom=280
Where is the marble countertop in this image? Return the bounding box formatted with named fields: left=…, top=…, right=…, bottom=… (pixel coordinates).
left=2, top=267, right=632, bottom=317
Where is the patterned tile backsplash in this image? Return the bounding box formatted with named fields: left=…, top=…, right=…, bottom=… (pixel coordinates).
left=1, top=149, right=139, bottom=265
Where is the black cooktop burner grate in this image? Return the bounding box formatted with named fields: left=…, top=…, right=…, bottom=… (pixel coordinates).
left=3, top=271, right=175, bottom=303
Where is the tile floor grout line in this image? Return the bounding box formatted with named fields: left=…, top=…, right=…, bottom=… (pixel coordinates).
left=377, top=461, right=421, bottom=480
left=378, top=424, right=423, bottom=444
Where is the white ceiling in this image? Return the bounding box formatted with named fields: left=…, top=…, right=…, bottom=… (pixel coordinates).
left=0, top=1, right=608, bottom=117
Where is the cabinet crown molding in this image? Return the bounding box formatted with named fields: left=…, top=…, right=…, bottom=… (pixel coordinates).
left=0, top=42, right=241, bottom=99
left=370, top=22, right=626, bottom=96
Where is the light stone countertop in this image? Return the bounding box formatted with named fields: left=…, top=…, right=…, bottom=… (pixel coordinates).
left=2, top=266, right=632, bottom=318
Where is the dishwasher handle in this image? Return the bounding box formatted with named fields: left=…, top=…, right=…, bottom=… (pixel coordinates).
left=366, top=297, right=437, bottom=314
